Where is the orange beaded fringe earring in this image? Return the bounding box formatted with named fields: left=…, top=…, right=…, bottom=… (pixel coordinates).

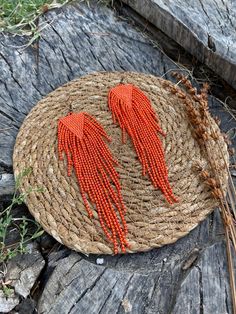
left=108, top=83, right=178, bottom=204
left=58, top=112, right=129, bottom=254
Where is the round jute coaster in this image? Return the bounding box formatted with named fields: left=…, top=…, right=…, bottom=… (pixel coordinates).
left=13, top=72, right=228, bottom=255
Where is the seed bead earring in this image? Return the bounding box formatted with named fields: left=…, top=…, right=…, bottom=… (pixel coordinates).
left=108, top=83, right=178, bottom=204
left=58, top=111, right=129, bottom=254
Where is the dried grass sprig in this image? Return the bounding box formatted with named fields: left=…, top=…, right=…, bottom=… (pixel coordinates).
left=169, top=72, right=236, bottom=311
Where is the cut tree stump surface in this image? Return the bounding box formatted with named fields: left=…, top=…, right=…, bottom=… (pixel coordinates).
left=123, top=0, right=236, bottom=90
left=0, top=1, right=236, bottom=313
left=0, top=243, right=45, bottom=313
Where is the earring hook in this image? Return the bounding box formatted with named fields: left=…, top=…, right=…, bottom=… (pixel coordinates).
left=65, top=94, right=74, bottom=114
left=120, top=76, right=125, bottom=84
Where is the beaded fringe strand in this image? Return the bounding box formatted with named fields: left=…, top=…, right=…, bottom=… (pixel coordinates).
left=108, top=84, right=177, bottom=204
left=58, top=112, right=129, bottom=254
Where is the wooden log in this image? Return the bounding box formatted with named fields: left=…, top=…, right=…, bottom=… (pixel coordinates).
left=0, top=244, right=45, bottom=313
left=173, top=241, right=236, bottom=314
left=0, top=290, right=19, bottom=313
left=38, top=237, right=234, bottom=314
left=0, top=1, right=235, bottom=313
left=0, top=173, right=14, bottom=196
left=122, top=0, right=236, bottom=90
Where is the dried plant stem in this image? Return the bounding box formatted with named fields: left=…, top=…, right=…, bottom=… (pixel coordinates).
left=220, top=199, right=236, bottom=251
left=204, top=114, right=236, bottom=220
left=170, top=72, right=236, bottom=311
left=225, top=227, right=236, bottom=313
left=203, top=128, right=236, bottom=312
left=227, top=183, right=236, bottom=220
left=206, top=130, right=235, bottom=239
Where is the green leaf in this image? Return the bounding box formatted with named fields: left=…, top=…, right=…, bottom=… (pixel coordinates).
left=31, top=229, right=44, bottom=239
left=2, top=285, right=14, bottom=298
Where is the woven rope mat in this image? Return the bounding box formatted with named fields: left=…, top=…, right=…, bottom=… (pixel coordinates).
left=13, top=72, right=228, bottom=255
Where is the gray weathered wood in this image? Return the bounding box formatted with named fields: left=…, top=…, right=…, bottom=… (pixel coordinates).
left=0, top=290, right=19, bottom=313
left=0, top=173, right=14, bottom=196
left=38, top=237, right=235, bottom=314
left=0, top=244, right=45, bottom=313
left=123, top=0, right=236, bottom=90
left=173, top=241, right=236, bottom=314
left=5, top=243, right=45, bottom=298
left=0, top=1, right=235, bottom=313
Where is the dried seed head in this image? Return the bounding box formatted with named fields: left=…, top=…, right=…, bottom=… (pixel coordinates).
left=181, top=77, right=188, bottom=84
left=211, top=132, right=220, bottom=141
left=185, top=80, right=192, bottom=89
left=183, top=98, right=193, bottom=106
left=211, top=188, right=223, bottom=200
left=213, top=116, right=221, bottom=126
left=176, top=92, right=186, bottom=99
left=170, top=87, right=178, bottom=94
left=171, top=71, right=178, bottom=77
left=202, top=82, right=210, bottom=90
left=205, top=178, right=218, bottom=188
left=201, top=133, right=211, bottom=141
left=200, top=170, right=210, bottom=180
left=189, top=87, right=197, bottom=95
left=201, top=83, right=210, bottom=96
left=192, top=162, right=204, bottom=172
left=228, top=147, right=235, bottom=156
left=170, top=74, right=213, bottom=149
left=171, top=72, right=182, bottom=79
left=199, top=100, right=209, bottom=111
left=193, top=94, right=202, bottom=102
left=196, top=125, right=207, bottom=134
left=162, top=81, right=171, bottom=88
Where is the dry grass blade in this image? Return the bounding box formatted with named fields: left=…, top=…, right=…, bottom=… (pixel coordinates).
left=0, top=0, right=71, bottom=36
left=227, top=178, right=236, bottom=220
left=170, top=72, right=236, bottom=312
left=226, top=228, right=236, bottom=312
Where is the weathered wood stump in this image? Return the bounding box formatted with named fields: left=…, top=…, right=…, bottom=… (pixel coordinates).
left=123, top=0, right=236, bottom=90
left=0, top=1, right=235, bottom=313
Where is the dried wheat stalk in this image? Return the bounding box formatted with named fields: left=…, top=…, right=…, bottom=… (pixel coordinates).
left=168, top=72, right=236, bottom=312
